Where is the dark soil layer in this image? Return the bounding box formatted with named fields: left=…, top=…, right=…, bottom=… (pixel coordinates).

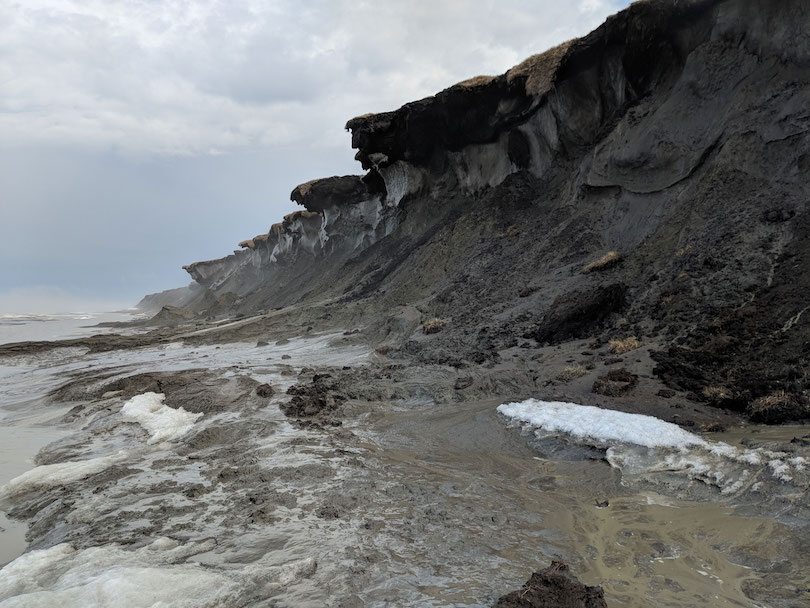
left=494, top=562, right=607, bottom=608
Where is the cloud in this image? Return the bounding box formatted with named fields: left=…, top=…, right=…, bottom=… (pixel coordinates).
left=0, top=0, right=627, bottom=156
left=0, top=286, right=128, bottom=314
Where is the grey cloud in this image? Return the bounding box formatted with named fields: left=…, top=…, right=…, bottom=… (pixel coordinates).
left=1, top=0, right=627, bottom=154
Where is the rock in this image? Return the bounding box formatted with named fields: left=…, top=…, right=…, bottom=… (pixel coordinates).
left=314, top=504, right=342, bottom=520
left=148, top=306, right=195, bottom=327
left=493, top=561, right=607, bottom=607
left=256, top=340, right=269, bottom=347
left=255, top=384, right=275, bottom=398
left=526, top=284, right=627, bottom=345
left=454, top=377, right=474, bottom=390
left=283, top=377, right=346, bottom=420
left=281, top=354, right=292, bottom=360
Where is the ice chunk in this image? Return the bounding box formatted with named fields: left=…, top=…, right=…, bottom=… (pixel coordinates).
left=497, top=399, right=708, bottom=449
left=0, top=538, right=317, bottom=607
left=0, top=452, right=127, bottom=508
left=0, top=541, right=234, bottom=607
left=769, top=459, right=793, bottom=482
left=498, top=399, right=808, bottom=488
left=121, top=392, right=202, bottom=444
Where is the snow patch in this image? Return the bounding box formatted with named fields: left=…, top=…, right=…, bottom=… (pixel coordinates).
left=497, top=399, right=706, bottom=449
left=121, top=392, right=202, bottom=444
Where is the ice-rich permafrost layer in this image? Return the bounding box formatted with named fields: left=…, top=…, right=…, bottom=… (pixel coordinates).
left=172, top=0, right=810, bottom=423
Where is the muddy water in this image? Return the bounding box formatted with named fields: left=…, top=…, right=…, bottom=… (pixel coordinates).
left=0, top=337, right=808, bottom=606
left=0, top=421, right=64, bottom=565
left=0, top=417, right=67, bottom=565
left=0, top=362, right=69, bottom=565
left=555, top=493, right=790, bottom=607
left=351, top=400, right=810, bottom=607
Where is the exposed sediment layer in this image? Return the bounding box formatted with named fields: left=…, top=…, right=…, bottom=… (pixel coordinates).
left=171, top=0, right=810, bottom=420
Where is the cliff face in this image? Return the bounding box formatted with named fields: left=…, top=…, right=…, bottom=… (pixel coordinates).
left=181, top=174, right=399, bottom=311
left=177, top=0, right=810, bottom=419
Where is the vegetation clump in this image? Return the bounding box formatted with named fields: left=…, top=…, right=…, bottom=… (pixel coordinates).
left=497, top=225, right=520, bottom=238
left=423, top=318, right=446, bottom=334
left=592, top=368, right=638, bottom=397
left=455, top=74, right=496, bottom=88
left=582, top=251, right=622, bottom=273
left=608, top=336, right=640, bottom=354
left=747, top=390, right=810, bottom=424
left=702, top=386, right=733, bottom=401
left=556, top=365, right=588, bottom=383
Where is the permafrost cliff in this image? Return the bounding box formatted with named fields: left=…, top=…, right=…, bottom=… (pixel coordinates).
left=170, top=0, right=810, bottom=421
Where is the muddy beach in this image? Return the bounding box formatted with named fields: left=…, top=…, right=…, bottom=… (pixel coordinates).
left=0, top=315, right=808, bottom=607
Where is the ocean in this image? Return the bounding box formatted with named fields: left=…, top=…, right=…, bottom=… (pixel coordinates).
left=0, top=311, right=140, bottom=346
left=0, top=310, right=139, bottom=565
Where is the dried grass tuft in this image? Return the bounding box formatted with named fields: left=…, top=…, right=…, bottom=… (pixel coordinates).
left=557, top=365, right=588, bottom=383
left=582, top=251, right=621, bottom=274
left=423, top=318, right=446, bottom=335
left=497, top=225, right=520, bottom=238
left=746, top=390, right=808, bottom=423
left=608, top=336, right=641, bottom=355
left=507, top=40, right=574, bottom=97
left=702, top=386, right=733, bottom=401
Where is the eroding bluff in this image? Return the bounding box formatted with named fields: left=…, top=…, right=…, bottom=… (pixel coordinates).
left=168, top=0, right=810, bottom=421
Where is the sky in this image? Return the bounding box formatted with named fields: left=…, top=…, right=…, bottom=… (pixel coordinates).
left=0, top=0, right=629, bottom=313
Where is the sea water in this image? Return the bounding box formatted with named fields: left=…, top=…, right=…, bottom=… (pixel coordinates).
left=0, top=311, right=140, bottom=346
left=0, top=310, right=138, bottom=565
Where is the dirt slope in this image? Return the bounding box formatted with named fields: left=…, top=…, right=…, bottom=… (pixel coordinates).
left=166, top=0, right=810, bottom=421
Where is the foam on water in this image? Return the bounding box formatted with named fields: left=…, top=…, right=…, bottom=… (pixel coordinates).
left=0, top=452, right=128, bottom=510
left=0, top=537, right=317, bottom=607
left=0, top=332, right=367, bottom=597
left=121, top=392, right=202, bottom=444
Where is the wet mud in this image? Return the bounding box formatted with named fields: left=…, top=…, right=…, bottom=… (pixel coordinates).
left=0, top=333, right=808, bottom=606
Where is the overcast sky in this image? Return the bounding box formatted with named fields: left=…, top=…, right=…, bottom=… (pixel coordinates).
left=0, top=0, right=629, bottom=312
